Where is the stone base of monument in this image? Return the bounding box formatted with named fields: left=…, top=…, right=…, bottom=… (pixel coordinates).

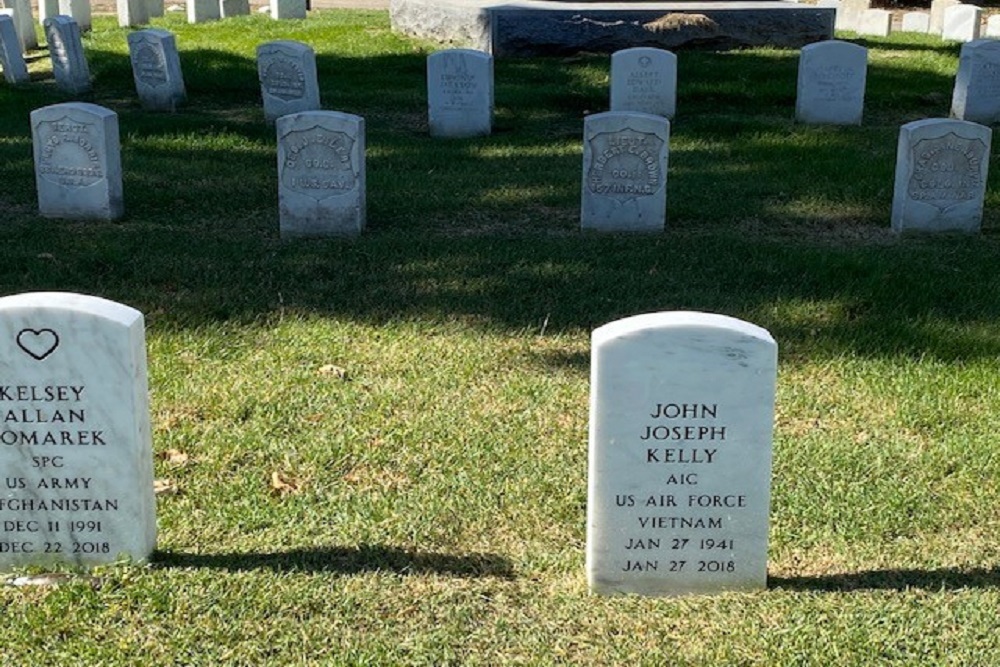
left=390, top=0, right=834, bottom=57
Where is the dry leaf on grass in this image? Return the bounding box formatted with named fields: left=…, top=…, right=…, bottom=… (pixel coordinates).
left=157, top=448, right=191, bottom=466
left=6, top=573, right=101, bottom=589
left=154, top=479, right=180, bottom=496
left=317, top=364, right=348, bottom=379
left=270, top=471, right=305, bottom=496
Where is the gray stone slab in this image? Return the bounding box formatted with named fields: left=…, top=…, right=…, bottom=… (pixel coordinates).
left=929, top=0, right=960, bottom=35
left=31, top=102, right=123, bottom=220
left=427, top=48, right=493, bottom=138
left=610, top=47, right=677, bottom=119
left=44, top=16, right=90, bottom=95
left=117, top=0, right=147, bottom=26
left=146, top=0, right=163, bottom=17
left=38, top=0, right=59, bottom=23
left=796, top=39, right=866, bottom=125
left=59, top=0, right=92, bottom=31
left=891, top=118, right=991, bottom=234
left=220, top=0, right=249, bottom=17
left=187, top=0, right=219, bottom=23
left=587, top=312, right=777, bottom=597
left=900, top=11, right=930, bottom=33
left=391, top=0, right=835, bottom=57
left=277, top=111, right=366, bottom=237
left=856, top=8, right=889, bottom=37
left=128, top=29, right=186, bottom=112
left=942, top=4, right=981, bottom=42
left=0, top=13, right=28, bottom=83
left=256, top=40, right=320, bottom=124
left=952, top=39, right=1000, bottom=125
left=270, top=0, right=306, bottom=19
left=2, top=0, right=36, bottom=51
left=581, top=111, right=669, bottom=232
left=0, top=292, right=156, bottom=570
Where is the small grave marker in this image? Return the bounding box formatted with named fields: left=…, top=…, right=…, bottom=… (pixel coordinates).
left=128, top=29, right=186, bottom=112
left=0, top=292, right=156, bottom=570
left=276, top=110, right=366, bottom=237
left=581, top=111, right=669, bottom=232
left=116, top=0, right=148, bottom=27
left=270, top=0, right=305, bottom=20
left=256, top=40, right=320, bottom=124
left=0, top=13, right=29, bottom=83
left=187, top=0, right=219, bottom=23
left=835, top=0, right=869, bottom=32
left=857, top=8, right=891, bottom=36
left=31, top=102, right=123, bottom=220
left=427, top=49, right=493, bottom=138
left=796, top=40, right=867, bottom=125
left=901, top=11, right=930, bottom=33
left=58, top=0, right=92, bottom=32
left=3, top=0, right=36, bottom=51
left=587, top=312, right=777, bottom=596
left=929, top=0, right=961, bottom=34
left=44, top=16, right=90, bottom=95
left=942, top=4, right=981, bottom=42
left=891, top=118, right=991, bottom=233
left=610, top=47, right=677, bottom=119
left=220, top=0, right=249, bottom=18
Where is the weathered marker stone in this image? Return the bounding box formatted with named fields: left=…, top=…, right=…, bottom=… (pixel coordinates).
left=276, top=111, right=366, bottom=237
left=270, top=0, right=305, bottom=20
left=44, top=16, right=90, bottom=95
left=0, top=13, right=28, bottom=83
left=610, top=47, right=677, bottom=120
left=929, top=0, right=961, bottom=34
left=587, top=312, right=777, bottom=597
left=987, top=14, right=1000, bottom=38
left=31, top=103, right=123, bottom=220
left=2, top=0, right=36, bottom=51
left=58, top=0, right=92, bottom=32
left=187, top=0, right=219, bottom=23
left=900, top=11, right=930, bottom=33
left=835, top=0, right=869, bottom=32
left=220, top=0, right=249, bottom=18
left=38, top=0, right=59, bottom=24
left=128, top=29, right=186, bottom=112
left=942, top=4, right=981, bottom=42
left=0, top=292, right=156, bottom=570
left=951, top=39, right=1000, bottom=124
left=796, top=40, right=867, bottom=125
left=891, top=118, right=991, bottom=233
left=116, top=0, right=147, bottom=27
left=145, top=0, right=162, bottom=18
left=427, top=48, right=493, bottom=138
left=581, top=111, right=669, bottom=232
left=256, top=40, right=320, bottom=124
left=857, top=8, right=890, bottom=36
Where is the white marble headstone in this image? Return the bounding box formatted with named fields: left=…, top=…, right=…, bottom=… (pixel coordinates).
left=116, top=0, right=148, bottom=27
left=220, top=0, right=249, bottom=18
left=796, top=40, right=867, bottom=125
left=587, top=312, right=777, bottom=597
left=951, top=39, right=1000, bottom=125
left=581, top=111, right=669, bottom=232
left=0, top=292, right=156, bottom=570
left=270, top=0, right=305, bottom=20
left=901, top=11, right=930, bottom=33
left=58, top=0, right=92, bottom=32
left=38, top=0, right=59, bottom=24
left=988, top=14, right=1000, bottom=38
left=891, top=118, right=991, bottom=233
left=2, top=0, right=36, bottom=51
left=835, top=0, right=869, bottom=31
left=942, top=4, right=981, bottom=42
left=256, top=40, right=320, bottom=124
left=427, top=48, right=493, bottom=138
left=44, top=16, right=90, bottom=95
left=128, top=29, right=186, bottom=112
left=187, top=0, right=219, bottom=23
left=929, top=0, right=961, bottom=34
left=31, top=103, right=123, bottom=220
left=276, top=110, right=366, bottom=237
left=610, top=47, right=677, bottom=120
left=857, top=8, right=891, bottom=36
left=0, top=13, right=28, bottom=83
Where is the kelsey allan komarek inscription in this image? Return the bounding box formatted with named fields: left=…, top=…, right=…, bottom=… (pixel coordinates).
left=0, top=293, right=156, bottom=569
left=587, top=312, right=777, bottom=596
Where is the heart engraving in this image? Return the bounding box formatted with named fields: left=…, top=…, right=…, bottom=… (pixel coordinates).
left=16, top=328, right=60, bottom=361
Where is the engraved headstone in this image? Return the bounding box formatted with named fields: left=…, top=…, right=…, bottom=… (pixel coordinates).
left=796, top=40, right=867, bottom=125
left=930, top=0, right=961, bottom=34
left=219, top=0, right=249, bottom=18
left=581, top=111, right=669, bottom=232
left=587, top=312, right=777, bottom=597
left=58, top=0, right=92, bottom=32
left=256, top=40, right=320, bottom=124
left=128, top=29, right=186, bottom=112
left=116, top=0, right=147, bottom=27
left=276, top=110, right=366, bottom=237
left=951, top=39, right=1000, bottom=124
left=427, top=49, right=493, bottom=138
left=0, top=13, right=28, bottom=83
left=0, top=292, right=156, bottom=570
left=610, top=47, right=677, bottom=120
left=942, top=4, right=981, bottom=42
left=270, top=0, right=305, bottom=20
left=857, top=8, right=891, bottom=36
left=901, top=11, right=930, bottom=33
left=43, top=16, right=90, bottom=95
left=31, top=103, right=123, bottom=220
left=2, top=0, right=36, bottom=51
left=835, top=0, right=869, bottom=32
left=891, top=118, right=991, bottom=233
left=187, top=0, right=219, bottom=23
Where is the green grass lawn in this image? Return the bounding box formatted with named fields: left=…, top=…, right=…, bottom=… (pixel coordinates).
left=2, top=11, right=1000, bottom=664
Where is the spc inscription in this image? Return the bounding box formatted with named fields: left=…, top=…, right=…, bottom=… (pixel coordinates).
left=35, top=117, right=104, bottom=189
left=133, top=43, right=167, bottom=88
left=588, top=128, right=664, bottom=200
left=281, top=127, right=356, bottom=200
left=262, top=56, right=306, bottom=102
left=907, top=133, right=986, bottom=209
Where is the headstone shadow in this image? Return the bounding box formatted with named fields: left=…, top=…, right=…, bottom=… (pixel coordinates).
left=769, top=566, right=1000, bottom=592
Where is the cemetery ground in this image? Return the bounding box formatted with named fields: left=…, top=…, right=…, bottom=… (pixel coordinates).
left=2, top=8, right=1000, bottom=664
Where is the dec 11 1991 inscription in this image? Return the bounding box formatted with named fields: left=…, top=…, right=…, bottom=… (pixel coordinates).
left=0, top=292, right=156, bottom=570
left=587, top=312, right=777, bottom=597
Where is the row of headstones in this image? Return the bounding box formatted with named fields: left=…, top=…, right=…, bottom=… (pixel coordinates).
left=0, top=290, right=775, bottom=598
left=27, top=99, right=992, bottom=236
left=831, top=0, right=998, bottom=42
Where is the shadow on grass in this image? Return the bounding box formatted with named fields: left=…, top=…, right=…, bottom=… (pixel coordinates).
left=152, top=544, right=515, bottom=578
left=769, top=566, right=1000, bottom=592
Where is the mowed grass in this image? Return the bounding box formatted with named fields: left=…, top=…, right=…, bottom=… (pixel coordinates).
left=2, top=11, right=1000, bottom=664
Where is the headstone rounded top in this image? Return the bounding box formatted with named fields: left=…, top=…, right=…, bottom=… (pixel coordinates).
left=429, top=47, right=491, bottom=60
left=128, top=27, right=173, bottom=40
left=802, top=38, right=867, bottom=55
left=31, top=101, right=116, bottom=120
left=900, top=116, right=991, bottom=134
left=0, top=292, right=142, bottom=325
left=593, top=311, right=775, bottom=346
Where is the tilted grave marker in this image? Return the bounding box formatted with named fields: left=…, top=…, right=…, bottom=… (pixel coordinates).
left=44, top=15, right=90, bottom=94
left=796, top=40, right=867, bottom=126
left=128, top=29, right=186, bottom=112
left=256, top=40, right=320, bottom=124
left=951, top=39, right=1000, bottom=125
left=0, top=13, right=28, bottom=83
